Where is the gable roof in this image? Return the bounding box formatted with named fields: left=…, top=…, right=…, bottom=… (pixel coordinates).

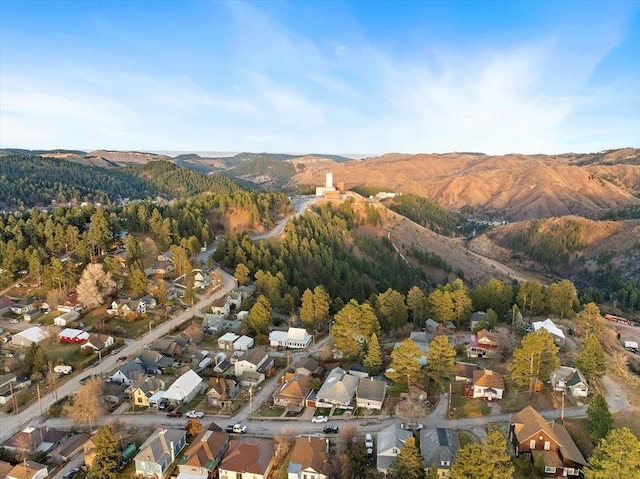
left=135, top=428, right=186, bottom=465
left=533, top=319, right=565, bottom=339
left=180, top=430, right=228, bottom=471
left=294, top=357, right=322, bottom=374
left=208, top=377, right=237, bottom=399
left=377, top=423, right=413, bottom=454
left=130, top=377, right=165, bottom=395
left=288, top=327, right=310, bottom=341
left=477, top=329, right=499, bottom=344
left=316, top=368, right=358, bottom=404
left=420, top=428, right=460, bottom=467
left=275, top=374, right=312, bottom=399
left=113, top=361, right=144, bottom=379
left=473, top=369, right=505, bottom=390
left=288, top=437, right=327, bottom=476
left=238, top=349, right=268, bottom=366
left=357, top=377, right=387, bottom=402
left=7, top=460, right=47, bottom=479
left=220, top=438, right=275, bottom=475
left=164, top=369, right=203, bottom=400
left=455, top=362, right=480, bottom=379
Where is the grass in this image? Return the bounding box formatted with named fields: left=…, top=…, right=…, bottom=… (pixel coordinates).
left=499, top=380, right=554, bottom=414
left=314, top=407, right=331, bottom=416
left=614, top=410, right=640, bottom=438
left=449, top=382, right=491, bottom=419
left=259, top=406, right=285, bottom=417
left=563, top=418, right=596, bottom=458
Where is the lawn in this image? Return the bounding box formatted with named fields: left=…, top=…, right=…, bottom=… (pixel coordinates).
left=449, top=382, right=491, bottom=419
left=499, top=380, right=554, bottom=414
left=259, top=406, right=285, bottom=417
left=563, top=418, right=595, bottom=458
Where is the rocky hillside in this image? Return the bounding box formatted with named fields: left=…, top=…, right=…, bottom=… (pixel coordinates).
left=293, top=149, right=640, bottom=220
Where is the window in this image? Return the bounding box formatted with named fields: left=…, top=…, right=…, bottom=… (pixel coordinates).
left=565, top=468, right=577, bottom=475
left=544, top=441, right=550, bottom=451
left=544, top=466, right=556, bottom=473
left=529, top=440, right=536, bottom=450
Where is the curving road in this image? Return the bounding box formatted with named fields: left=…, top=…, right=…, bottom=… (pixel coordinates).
left=0, top=267, right=238, bottom=444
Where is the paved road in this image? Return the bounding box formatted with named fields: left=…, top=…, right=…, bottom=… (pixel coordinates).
left=251, top=196, right=321, bottom=240
left=0, top=268, right=238, bottom=443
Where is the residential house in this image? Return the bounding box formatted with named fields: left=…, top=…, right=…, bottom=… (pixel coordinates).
left=472, top=369, right=505, bottom=400
left=150, top=337, right=183, bottom=358
left=140, top=294, right=157, bottom=310
left=50, top=433, right=91, bottom=463
left=81, top=333, right=114, bottom=352
left=103, top=381, right=127, bottom=405
left=162, top=369, right=204, bottom=405
left=551, top=367, right=589, bottom=398
left=234, top=349, right=272, bottom=387
left=207, top=377, right=239, bottom=408
left=59, top=328, right=89, bottom=343
left=58, top=293, right=81, bottom=313
left=83, top=436, right=97, bottom=468
left=225, top=292, right=242, bottom=310
left=409, top=331, right=430, bottom=344
left=424, top=318, right=440, bottom=332
left=376, top=424, right=413, bottom=474
left=23, top=310, right=41, bottom=322
left=455, top=362, right=480, bottom=382
left=356, top=377, right=387, bottom=410
left=127, top=377, right=166, bottom=408
left=53, top=310, right=80, bottom=327
left=6, top=461, right=48, bottom=479
left=218, top=332, right=239, bottom=350
left=233, top=285, right=256, bottom=299
left=219, top=438, right=275, bottom=479
left=287, top=436, right=329, bottom=479
left=192, top=269, right=210, bottom=289
left=466, top=329, right=499, bottom=358
left=269, top=327, right=313, bottom=349
left=0, top=373, right=17, bottom=405
left=273, top=373, right=313, bottom=412
left=178, top=430, right=230, bottom=479
left=12, top=326, right=49, bottom=347
left=315, top=367, right=359, bottom=409
left=149, top=280, right=177, bottom=301
left=0, top=295, right=16, bottom=315
left=151, top=260, right=174, bottom=275
left=10, top=297, right=36, bottom=315
left=294, top=357, right=324, bottom=377
left=234, top=335, right=254, bottom=351
left=510, top=405, right=586, bottom=477
left=470, top=311, right=488, bottom=331
left=135, top=351, right=174, bottom=374
left=109, top=361, right=145, bottom=386
left=210, top=297, right=230, bottom=318
left=1, top=426, right=67, bottom=455
left=533, top=319, right=566, bottom=346
left=158, top=251, right=174, bottom=262
left=108, top=298, right=147, bottom=316
left=420, top=428, right=460, bottom=477
left=134, top=428, right=187, bottom=478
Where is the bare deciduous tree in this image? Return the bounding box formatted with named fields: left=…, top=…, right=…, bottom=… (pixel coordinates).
left=274, top=426, right=296, bottom=461
left=46, top=289, right=66, bottom=310
left=77, top=263, right=115, bottom=309
left=339, top=424, right=360, bottom=453
left=63, top=376, right=104, bottom=431
left=396, top=398, right=428, bottom=427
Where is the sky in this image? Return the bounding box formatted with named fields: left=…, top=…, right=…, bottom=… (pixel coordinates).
left=1, top=0, right=639, bottom=155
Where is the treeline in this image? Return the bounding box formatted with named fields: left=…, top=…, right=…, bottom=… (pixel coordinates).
left=598, top=205, right=640, bottom=221
left=225, top=156, right=297, bottom=184
left=506, top=219, right=583, bottom=268
left=382, top=193, right=467, bottom=236
left=213, top=198, right=427, bottom=309
left=0, top=155, right=241, bottom=210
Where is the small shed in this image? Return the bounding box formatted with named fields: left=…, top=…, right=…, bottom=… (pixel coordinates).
left=233, top=335, right=254, bottom=351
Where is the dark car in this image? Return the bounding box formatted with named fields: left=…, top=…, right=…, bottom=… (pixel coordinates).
left=167, top=411, right=183, bottom=418
left=225, top=424, right=235, bottom=433
left=323, top=425, right=339, bottom=434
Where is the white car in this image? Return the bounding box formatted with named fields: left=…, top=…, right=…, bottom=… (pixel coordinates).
left=9, top=319, right=19, bottom=324
left=365, top=433, right=374, bottom=449
left=232, top=423, right=247, bottom=434
left=312, top=415, right=328, bottom=423
left=185, top=410, right=204, bottom=419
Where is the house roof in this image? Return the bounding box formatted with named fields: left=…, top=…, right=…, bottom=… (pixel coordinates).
left=135, top=428, right=186, bottom=465
left=235, top=335, right=254, bottom=348
left=473, top=369, right=504, bottom=390
left=420, top=428, right=460, bottom=467
left=316, top=368, right=358, bottom=404
left=113, top=361, right=144, bottom=379
left=163, top=370, right=203, bottom=401
left=7, top=460, right=47, bottom=479
left=269, top=330, right=289, bottom=342
left=409, top=331, right=430, bottom=343
left=425, top=318, right=439, bottom=330
left=275, top=374, right=312, bottom=400
left=208, top=378, right=237, bottom=399
left=16, top=326, right=49, bottom=343
left=219, top=332, right=239, bottom=342
left=136, top=350, right=163, bottom=367
left=238, top=349, right=268, bottom=366
left=84, top=333, right=112, bottom=349
left=477, top=329, right=499, bottom=344
left=294, top=357, right=322, bottom=374
left=554, top=366, right=587, bottom=387
left=288, top=327, right=310, bottom=341
left=211, top=297, right=227, bottom=308
left=357, top=377, right=387, bottom=402
left=288, top=437, right=327, bottom=476
left=511, top=406, right=586, bottom=466
left=220, top=438, right=275, bottom=475
left=0, top=460, right=13, bottom=478
left=2, top=427, right=44, bottom=450
left=131, top=377, right=165, bottom=395
left=471, top=311, right=487, bottom=322
left=533, top=319, right=565, bottom=339
left=455, top=362, right=480, bottom=379
left=180, top=430, right=228, bottom=471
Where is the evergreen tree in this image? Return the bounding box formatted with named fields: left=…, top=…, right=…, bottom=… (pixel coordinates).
left=87, top=425, right=119, bottom=479
left=516, top=280, right=545, bottom=316
left=124, top=234, right=142, bottom=266
left=508, top=330, right=560, bottom=389
left=387, top=437, right=425, bottom=479
left=386, top=339, right=424, bottom=391
left=234, top=263, right=250, bottom=286
left=450, top=431, right=512, bottom=479
left=484, top=430, right=514, bottom=479
left=577, top=302, right=604, bottom=340
left=331, top=300, right=381, bottom=360
left=127, top=263, right=148, bottom=297
left=425, top=335, right=456, bottom=391
left=300, top=288, right=315, bottom=330
left=450, top=284, right=473, bottom=329
left=428, top=289, right=455, bottom=323
left=587, top=394, right=613, bottom=443
left=246, top=295, right=271, bottom=335
left=363, top=333, right=383, bottom=375
left=576, top=334, right=606, bottom=384
left=407, top=286, right=428, bottom=327
left=546, top=279, right=579, bottom=319
left=585, top=428, right=640, bottom=479
left=377, top=288, right=408, bottom=331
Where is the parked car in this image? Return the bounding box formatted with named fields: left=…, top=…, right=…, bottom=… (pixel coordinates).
left=400, top=423, right=424, bottom=431
left=312, top=415, right=328, bottom=423
left=33, top=322, right=42, bottom=327
left=226, top=424, right=235, bottom=432
left=323, top=425, right=339, bottom=434
left=62, top=467, right=80, bottom=479
left=9, top=319, right=19, bottom=324
left=118, top=356, right=128, bottom=362
left=365, top=433, right=374, bottom=449
left=232, top=423, right=247, bottom=434
left=185, top=410, right=205, bottom=419
left=111, top=348, right=121, bottom=355
left=167, top=411, right=183, bottom=418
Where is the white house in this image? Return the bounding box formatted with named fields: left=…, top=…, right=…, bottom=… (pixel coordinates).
left=108, top=298, right=147, bottom=316
left=315, top=367, right=358, bottom=408
left=269, top=328, right=312, bottom=349
left=472, top=369, right=505, bottom=400
left=81, top=333, right=114, bottom=352
left=12, top=327, right=49, bottom=347
left=356, top=377, right=387, bottom=410
left=234, top=349, right=271, bottom=387
left=533, top=318, right=566, bottom=346
left=192, top=269, right=211, bottom=289
left=218, top=332, right=239, bottom=350
left=551, top=367, right=589, bottom=398
left=233, top=335, right=254, bottom=351
left=54, top=310, right=80, bottom=327
left=209, top=297, right=230, bottom=317
left=162, top=369, right=204, bottom=405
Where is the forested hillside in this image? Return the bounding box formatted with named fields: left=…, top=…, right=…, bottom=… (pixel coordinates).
left=0, top=155, right=240, bottom=209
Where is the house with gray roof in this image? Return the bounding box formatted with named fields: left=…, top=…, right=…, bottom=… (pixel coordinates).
left=109, top=361, right=145, bottom=386
left=376, top=424, right=413, bottom=474
left=134, top=428, right=187, bottom=478
left=315, top=367, right=359, bottom=409
left=420, top=428, right=460, bottom=477
left=356, top=377, right=387, bottom=410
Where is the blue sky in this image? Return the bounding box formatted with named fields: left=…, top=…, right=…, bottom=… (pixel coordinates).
left=1, top=0, right=638, bottom=155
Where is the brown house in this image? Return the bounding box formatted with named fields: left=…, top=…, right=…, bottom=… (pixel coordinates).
left=207, top=377, right=239, bottom=408
left=178, top=430, right=230, bottom=479
left=510, top=406, right=586, bottom=477
left=287, top=436, right=329, bottom=479
left=273, top=373, right=313, bottom=412
left=219, top=438, right=275, bottom=479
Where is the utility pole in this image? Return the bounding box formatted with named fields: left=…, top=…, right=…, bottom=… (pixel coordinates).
left=448, top=382, right=452, bottom=417
left=37, top=383, right=43, bottom=415
left=249, top=386, right=253, bottom=421
left=561, top=391, right=565, bottom=422
left=10, top=382, right=19, bottom=414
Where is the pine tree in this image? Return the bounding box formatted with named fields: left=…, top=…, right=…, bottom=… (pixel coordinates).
left=386, top=339, right=424, bottom=391
left=300, top=288, right=315, bottom=330
left=425, top=335, right=456, bottom=391
left=331, top=300, right=381, bottom=360
left=585, top=428, right=640, bottom=479
left=484, top=430, right=514, bottom=479
left=508, top=329, right=560, bottom=388
left=587, top=394, right=613, bottom=443
left=377, top=288, right=408, bottom=331
left=407, top=286, right=428, bottom=327
left=87, top=426, right=119, bottom=479
left=450, top=431, right=513, bottom=479
left=234, top=263, right=250, bottom=286
left=363, top=333, right=383, bottom=375
left=387, top=437, right=425, bottom=479
left=246, top=295, right=272, bottom=335
left=576, top=334, right=606, bottom=384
